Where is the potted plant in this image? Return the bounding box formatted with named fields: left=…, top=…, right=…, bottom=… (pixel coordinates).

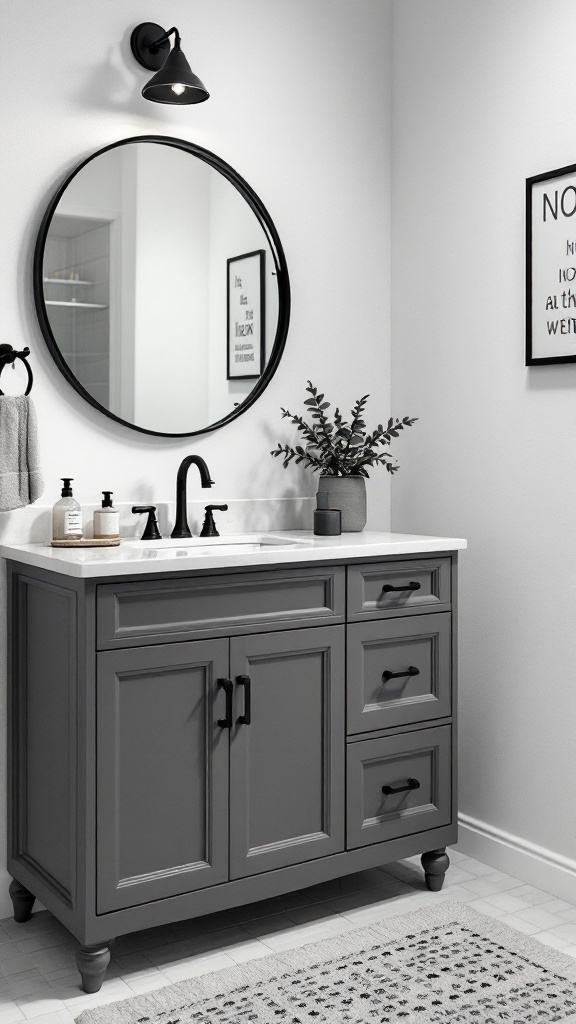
left=271, top=381, right=417, bottom=531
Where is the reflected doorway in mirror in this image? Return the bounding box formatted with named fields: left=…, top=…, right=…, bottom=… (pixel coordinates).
left=227, top=250, right=265, bottom=380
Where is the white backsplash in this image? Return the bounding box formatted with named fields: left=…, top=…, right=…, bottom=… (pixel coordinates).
left=0, top=497, right=315, bottom=546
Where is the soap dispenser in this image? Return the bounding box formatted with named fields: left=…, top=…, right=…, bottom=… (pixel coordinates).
left=52, top=478, right=83, bottom=540
left=93, top=491, right=120, bottom=539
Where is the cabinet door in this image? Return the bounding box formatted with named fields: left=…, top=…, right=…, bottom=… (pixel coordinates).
left=96, top=639, right=229, bottom=912
left=229, top=625, right=345, bottom=879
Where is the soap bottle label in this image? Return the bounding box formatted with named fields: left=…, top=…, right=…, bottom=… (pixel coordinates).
left=64, top=510, right=82, bottom=536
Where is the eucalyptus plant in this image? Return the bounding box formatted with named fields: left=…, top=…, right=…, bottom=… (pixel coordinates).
left=271, top=381, right=417, bottom=477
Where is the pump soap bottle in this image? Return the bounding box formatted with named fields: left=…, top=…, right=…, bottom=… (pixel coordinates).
left=93, top=492, right=120, bottom=540
left=52, top=479, right=83, bottom=540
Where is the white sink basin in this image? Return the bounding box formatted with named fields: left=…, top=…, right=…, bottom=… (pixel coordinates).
left=123, top=534, right=311, bottom=559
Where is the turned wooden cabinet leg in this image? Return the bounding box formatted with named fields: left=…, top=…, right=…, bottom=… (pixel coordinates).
left=421, top=847, right=450, bottom=891
left=9, top=879, right=36, bottom=922
left=75, top=943, right=112, bottom=994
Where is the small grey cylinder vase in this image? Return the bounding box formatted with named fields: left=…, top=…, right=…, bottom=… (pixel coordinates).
left=317, top=475, right=367, bottom=532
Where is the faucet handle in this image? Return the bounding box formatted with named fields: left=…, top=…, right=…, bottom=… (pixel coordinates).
left=132, top=505, right=162, bottom=541
left=200, top=504, right=228, bottom=538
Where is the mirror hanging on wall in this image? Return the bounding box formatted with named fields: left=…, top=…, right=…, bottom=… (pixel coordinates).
left=34, top=137, right=290, bottom=437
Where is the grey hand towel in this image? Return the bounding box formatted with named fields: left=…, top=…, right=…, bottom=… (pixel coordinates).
left=0, top=395, right=44, bottom=511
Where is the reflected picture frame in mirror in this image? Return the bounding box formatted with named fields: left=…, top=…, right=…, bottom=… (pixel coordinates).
left=33, top=136, right=290, bottom=437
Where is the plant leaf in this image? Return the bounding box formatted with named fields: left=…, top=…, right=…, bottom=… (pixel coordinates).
left=271, top=382, right=416, bottom=478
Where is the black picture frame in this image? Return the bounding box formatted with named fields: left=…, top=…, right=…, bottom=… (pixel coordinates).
left=526, top=161, right=576, bottom=365
left=226, top=250, right=265, bottom=380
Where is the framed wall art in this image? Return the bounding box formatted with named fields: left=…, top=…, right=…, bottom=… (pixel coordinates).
left=227, top=249, right=265, bottom=379
left=527, top=162, right=576, bottom=364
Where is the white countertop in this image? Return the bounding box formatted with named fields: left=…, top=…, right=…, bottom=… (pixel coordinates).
left=0, top=531, right=467, bottom=579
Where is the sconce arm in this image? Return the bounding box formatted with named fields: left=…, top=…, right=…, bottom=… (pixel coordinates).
left=130, top=23, right=182, bottom=71
left=148, top=27, right=181, bottom=52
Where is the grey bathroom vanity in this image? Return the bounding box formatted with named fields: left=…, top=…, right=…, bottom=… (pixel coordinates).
left=1, top=530, right=465, bottom=992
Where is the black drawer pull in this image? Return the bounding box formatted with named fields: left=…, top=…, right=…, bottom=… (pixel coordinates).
left=381, top=581, right=421, bottom=594
left=382, top=665, right=420, bottom=682
left=236, top=674, right=251, bottom=725
left=382, top=777, right=421, bottom=796
left=217, top=679, right=233, bottom=728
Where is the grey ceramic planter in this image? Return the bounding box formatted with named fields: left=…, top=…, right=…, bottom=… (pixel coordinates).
left=317, top=475, right=367, bottom=532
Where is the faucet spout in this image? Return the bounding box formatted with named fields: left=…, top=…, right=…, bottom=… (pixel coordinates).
left=171, top=455, right=215, bottom=539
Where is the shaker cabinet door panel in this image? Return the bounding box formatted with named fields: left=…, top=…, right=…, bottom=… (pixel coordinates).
left=346, top=725, right=452, bottom=849
left=96, top=639, right=230, bottom=912
left=229, top=626, right=345, bottom=879
left=96, top=567, right=345, bottom=648
left=347, top=559, right=451, bottom=621
left=347, top=613, right=451, bottom=733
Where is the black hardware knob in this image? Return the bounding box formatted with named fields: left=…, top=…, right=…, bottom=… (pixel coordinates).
left=217, top=679, right=233, bottom=728
left=381, top=581, right=421, bottom=594
left=200, top=504, right=228, bottom=538
left=132, top=505, right=162, bottom=540
left=382, top=778, right=421, bottom=796
left=382, top=666, right=420, bottom=682
left=236, top=675, right=251, bottom=725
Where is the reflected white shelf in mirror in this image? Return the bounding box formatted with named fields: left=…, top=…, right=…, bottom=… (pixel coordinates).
left=45, top=300, right=108, bottom=309
left=43, top=278, right=93, bottom=286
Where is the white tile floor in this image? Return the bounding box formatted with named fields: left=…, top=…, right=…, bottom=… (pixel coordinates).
left=1, top=849, right=575, bottom=1024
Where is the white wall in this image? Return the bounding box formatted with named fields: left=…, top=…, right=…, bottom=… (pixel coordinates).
left=57, top=145, right=123, bottom=216
left=392, top=0, right=576, bottom=894
left=0, top=0, right=392, bottom=918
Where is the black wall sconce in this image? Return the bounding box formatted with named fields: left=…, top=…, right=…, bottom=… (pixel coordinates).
left=130, top=22, right=209, bottom=105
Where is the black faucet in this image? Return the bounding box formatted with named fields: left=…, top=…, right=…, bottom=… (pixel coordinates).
left=171, top=455, right=215, bottom=539
left=132, top=505, right=162, bottom=540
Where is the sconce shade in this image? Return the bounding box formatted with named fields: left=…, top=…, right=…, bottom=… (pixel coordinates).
left=130, top=23, right=209, bottom=105
left=142, top=42, right=209, bottom=105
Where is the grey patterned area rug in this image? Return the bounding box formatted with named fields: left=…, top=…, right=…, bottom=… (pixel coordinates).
left=76, top=902, right=576, bottom=1024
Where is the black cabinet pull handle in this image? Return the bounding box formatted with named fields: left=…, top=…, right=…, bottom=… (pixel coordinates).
left=381, top=581, right=421, bottom=594
left=382, top=778, right=421, bottom=796
left=382, top=665, right=420, bottom=682
left=217, top=679, right=233, bottom=728
left=237, top=675, right=251, bottom=725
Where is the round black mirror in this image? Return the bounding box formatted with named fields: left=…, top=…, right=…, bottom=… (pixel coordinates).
left=33, top=136, right=290, bottom=437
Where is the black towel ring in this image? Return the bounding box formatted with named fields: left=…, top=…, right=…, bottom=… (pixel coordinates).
left=0, top=345, right=33, bottom=396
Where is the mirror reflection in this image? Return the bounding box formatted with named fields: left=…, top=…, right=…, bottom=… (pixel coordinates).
left=39, top=141, right=282, bottom=435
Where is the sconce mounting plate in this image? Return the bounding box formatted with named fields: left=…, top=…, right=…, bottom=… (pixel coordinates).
left=130, top=23, right=170, bottom=71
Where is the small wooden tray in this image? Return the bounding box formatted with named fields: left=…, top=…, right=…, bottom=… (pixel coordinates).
left=51, top=538, right=121, bottom=548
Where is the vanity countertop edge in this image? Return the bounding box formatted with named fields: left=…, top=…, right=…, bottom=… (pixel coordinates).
left=0, top=530, right=467, bottom=578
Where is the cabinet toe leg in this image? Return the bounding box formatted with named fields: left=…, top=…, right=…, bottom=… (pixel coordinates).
left=75, top=944, right=111, bottom=994
left=9, top=880, right=36, bottom=923
left=421, top=847, right=450, bottom=891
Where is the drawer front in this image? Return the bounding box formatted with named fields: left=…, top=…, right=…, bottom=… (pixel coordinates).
left=348, top=558, right=451, bottom=621
left=347, top=613, right=451, bottom=734
left=97, top=566, right=345, bottom=648
left=346, top=725, right=451, bottom=849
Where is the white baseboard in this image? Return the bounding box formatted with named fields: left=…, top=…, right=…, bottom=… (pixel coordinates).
left=0, top=870, right=12, bottom=922
left=456, top=813, right=576, bottom=903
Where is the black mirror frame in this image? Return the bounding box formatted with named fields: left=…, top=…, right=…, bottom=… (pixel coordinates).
left=33, top=135, right=291, bottom=438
